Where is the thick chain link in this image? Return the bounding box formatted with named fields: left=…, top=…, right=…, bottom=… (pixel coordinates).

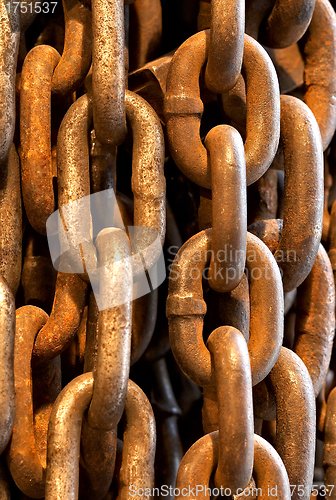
left=0, top=0, right=335, bottom=498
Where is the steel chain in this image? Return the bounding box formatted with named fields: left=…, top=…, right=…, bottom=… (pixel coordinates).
left=0, top=0, right=335, bottom=498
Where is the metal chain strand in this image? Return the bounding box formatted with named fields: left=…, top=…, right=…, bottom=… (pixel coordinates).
left=0, top=0, right=335, bottom=498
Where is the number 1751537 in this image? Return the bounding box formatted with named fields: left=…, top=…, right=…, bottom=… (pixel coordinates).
left=4, top=2, right=58, bottom=14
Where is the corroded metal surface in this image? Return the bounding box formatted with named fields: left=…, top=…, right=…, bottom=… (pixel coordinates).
left=20, top=45, right=60, bottom=235
left=1, top=1, right=336, bottom=497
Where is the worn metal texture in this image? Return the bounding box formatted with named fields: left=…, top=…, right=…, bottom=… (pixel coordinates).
left=51, top=0, right=92, bottom=96
left=259, top=0, right=315, bottom=48
left=295, top=244, right=335, bottom=396
left=205, top=326, right=254, bottom=491
left=20, top=45, right=60, bottom=235
left=302, top=0, right=336, bottom=150
left=249, top=218, right=336, bottom=397
left=117, top=380, right=156, bottom=500
left=175, top=431, right=290, bottom=500
left=45, top=373, right=94, bottom=500
left=276, top=95, right=323, bottom=292
left=167, top=229, right=283, bottom=388
left=0, top=276, right=15, bottom=456
left=92, top=0, right=126, bottom=146
left=33, top=273, right=87, bottom=365
left=7, top=306, right=49, bottom=498
left=252, top=434, right=291, bottom=500
left=205, top=125, right=247, bottom=293
left=269, top=348, right=316, bottom=500
left=0, top=0, right=20, bottom=166
left=165, top=31, right=280, bottom=189
left=125, top=89, right=166, bottom=251
left=57, top=92, right=97, bottom=277
left=1, top=0, right=336, bottom=497
left=0, top=144, right=22, bottom=296
left=204, top=0, right=244, bottom=94
left=88, top=228, right=132, bottom=431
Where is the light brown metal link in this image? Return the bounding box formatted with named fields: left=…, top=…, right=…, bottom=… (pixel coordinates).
left=92, top=0, right=126, bottom=146
left=165, top=31, right=280, bottom=188
left=167, top=229, right=284, bottom=387
left=88, top=228, right=132, bottom=431
left=20, top=45, right=61, bottom=235
left=205, top=326, right=254, bottom=492
left=0, top=0, right=20, bottom=166
left=51, top=0, right=92, bottom=96
left=175, top=431, right=291, bottom=500
left=204, top=0, right=244, bottom=94
left=0, top=0, right=335, bottom=496
left=205, top=125, right=247, bottom=293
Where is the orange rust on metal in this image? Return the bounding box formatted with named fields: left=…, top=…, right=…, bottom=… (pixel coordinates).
left=165, top=31, right=280, bottom=188
left=0, top=144, right=22, bottom=296
left=324, top=387, right=336, bottom=498
left=258, top=0, right=315, bottom=48
left=7, top=306, right=49, bottom=498
left=88, top=228, right=132, bottom=431
left=57, top=92, right=97, bottom=278
left=269, top=347, right=315, bottom=500
left=205, top=326, right=254, bottom=491
left=175, top=431, right=290, bottom=500
left=205, top=125, right=247, bottom=292
left=117, top=380, right=156, bottom=500
left=250, top=219, right=335, bottom=396
left=166, top=229, right=283, bottom=388
left=276, top=96, right=323, bottom=292
left=32, top=273, right=87, bottom=366
left=0, top=0, right=20, bottom=166
left=175, top=431, right=219, bottom=500
left=51, top=0, right=92, bottom=96
left=295, top=245, right=335, bottom=396
left=92, top=0, right=126, bottom=146
left=129, top=0, right=162, bottom=71
left=20, top=45, right=60, bottom=235
left=125, top=89, right=166, bottom=249
left=302, top=0, right=336, bottom=150
left=45, top=373, right=94, bottom=500
left=57, top=92, right=93, bottom=211
left=252, top=434, right=291, bottom=500
left=0, top=276, right=15, bottom=456
left=204, top=0, right=244, bottom=94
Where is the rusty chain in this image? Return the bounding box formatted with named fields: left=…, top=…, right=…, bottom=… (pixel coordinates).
left=0, top=0, right=336, bottom=498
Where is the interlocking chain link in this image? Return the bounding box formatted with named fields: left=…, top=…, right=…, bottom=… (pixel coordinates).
left=0, top=0, right=335, bottom=498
